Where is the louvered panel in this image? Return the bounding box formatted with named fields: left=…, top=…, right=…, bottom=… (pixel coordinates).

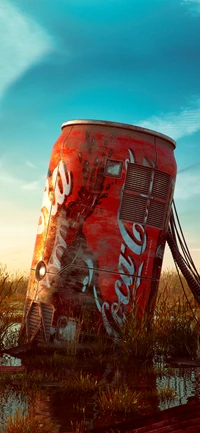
left=40, top=303, right=54, bottom=343
left=27, top=302, right=41, bottom=341
left=125, top=164, right=152, bottom=194
left=120, top=192, right=147, bottom=223
left=25, top=301, right=54, bottom=343
left=147, top=200, right=166, bottom=229
left=35, top=327, right=45, bottom=344
left=29, top=317, right=39, bottom=325
left=152, top=171, right=170, bottom=200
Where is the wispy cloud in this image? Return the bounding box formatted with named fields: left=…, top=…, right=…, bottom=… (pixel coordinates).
left=26, top=161, right=36, bottom=169
left=182, top=0, right=200, bottom=13
left=0, top=168, right=41, bottom=191
left=178, top=163, right=200, bottom=174
left=0, top=171, right=21, bottom=185
left=182, top=0, right=200, bottom=4
left=21, top=181, right=40, bottom=191
left=138, top=100, right=200, bottom=140
left=0, top=0, right=53, bottom=100
left=175, top=171, right=200, bottom=199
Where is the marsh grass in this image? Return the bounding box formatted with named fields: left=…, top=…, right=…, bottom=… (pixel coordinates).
left=154, top=291, right=200, bottom=358
left=0, top=268, right=199, bottom=431
left=0, top=368, right=104, bottom=398
left=117, top=270, right=200, bottom=360
left=0, top=409, right=59, bottom=433
left=71, top=418, right=87, bottom=433
left=118, top=309, right=156, bottom=359
left=0, top=264, right=27, bottom=351
left=1, top=265, right=199, bottom=359
left=87, top=332, right=115, bottom=361
left=61, top=370, right=105, bottom=394
left=71, top=420, right=87, bottom=433
left=95, top=384, right=142, bottom=414
left=70, top=405, right=89, bottom=433
left=143, top=384, right=177, bottom=412
left=158, top=270, right=197, bottom=308
left=0, top=371, right=52, bottom=397
left=151, top=364, right=176, bottom=377
left=157, top=384, right=177, bottom=406
left=22, top=352, right=78, bottom=372
left=0, top=264, right=27, bottom=307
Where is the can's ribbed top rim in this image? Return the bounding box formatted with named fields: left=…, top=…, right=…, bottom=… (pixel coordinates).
left=61, top=119, right=176, bottom=148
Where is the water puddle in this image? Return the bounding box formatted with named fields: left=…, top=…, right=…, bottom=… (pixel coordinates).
left=0, top=353, right=200, bottom=432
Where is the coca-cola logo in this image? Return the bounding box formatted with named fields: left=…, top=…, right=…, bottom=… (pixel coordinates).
left=94, top=149, right=148, bottom=338
left=37, top=160, right=72, bottom=235
left=36, top=161, right=72, bottom=295
left=100, top=219, right=147, bottom=338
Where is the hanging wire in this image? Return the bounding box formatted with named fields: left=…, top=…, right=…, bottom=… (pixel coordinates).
left=167, top=200, right=200, bottom=322
left=170, top=200, right=200, bottom=286
left=174, top=256, right=198, bottom=323
left=174, top=200, right=200, bottom=280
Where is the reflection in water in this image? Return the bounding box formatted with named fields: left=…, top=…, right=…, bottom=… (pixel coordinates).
left=0, top=357, right=200, bottom=431
left=0, top=391, right=28, bottom=429
left=156, top=367, right=200, bottom=410
left=0, top=354, right=24, bottom=428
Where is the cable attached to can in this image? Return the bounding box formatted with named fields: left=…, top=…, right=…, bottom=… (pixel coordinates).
left=167, top=200, right=200, bottom=306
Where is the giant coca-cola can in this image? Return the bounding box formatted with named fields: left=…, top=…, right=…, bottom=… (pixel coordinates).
left=20, top=120, right=176, bottom=345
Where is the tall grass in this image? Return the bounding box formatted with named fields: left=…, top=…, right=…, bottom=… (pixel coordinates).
left=118, top=302, right=199, bottom=360
left=154, top=294, right=199, bottom=358
left=0, top=409, right=59, bottom=433
left=95, top=384, right=142, bottom=414
left=0, top=267, right=199, bottom=433
left=0, top=266, right=199, bottom=358
left=156, top=270, right=200, bottom=357
left=158, top=269, right=198, bottom=308
left=0, top=263, right=28, bottom=351
left=117, top=269, right=200, bottom=359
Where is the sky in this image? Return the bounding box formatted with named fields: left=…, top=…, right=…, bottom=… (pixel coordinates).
left=0, top=0, right=200, bottom=274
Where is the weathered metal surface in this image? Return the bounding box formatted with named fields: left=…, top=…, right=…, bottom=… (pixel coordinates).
left=20, top=120, right=177, bottom=345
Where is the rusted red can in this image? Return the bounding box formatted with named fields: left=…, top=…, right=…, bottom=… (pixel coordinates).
left=20, top=120, right=176, bottom=344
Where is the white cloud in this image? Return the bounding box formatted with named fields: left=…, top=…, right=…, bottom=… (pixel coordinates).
left=21, top=180, right=40, bottom=190
left=182, top=0, right=200, bottom=13
left=138, top=100, right=200, bottom=141
left=0, top=0, right=53, bottom=99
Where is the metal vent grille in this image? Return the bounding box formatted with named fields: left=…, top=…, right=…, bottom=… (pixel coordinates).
left=120, top=192, right=147, bottom=223
left=147, top=200, right=166, bottom=229
left=120, top=163, right=171, bottom=229
left=27, top=302, right=41, bottom=341
left=125, top=164, right=152, bottom=195
left=26, top=301, right=54, bottom=343
left=40, top=303, right=54, bottom=343
left=152, top=171, right=170, bottom=200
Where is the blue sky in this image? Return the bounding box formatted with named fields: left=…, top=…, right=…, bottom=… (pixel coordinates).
left=0, top=0, right=200, bottom=272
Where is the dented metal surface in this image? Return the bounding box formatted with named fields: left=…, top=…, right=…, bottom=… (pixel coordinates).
left=20, top=120, right=177, bottom=345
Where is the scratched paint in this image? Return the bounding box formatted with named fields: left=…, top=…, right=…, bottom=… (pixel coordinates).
left=20, top=120, right=177, bottom=344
